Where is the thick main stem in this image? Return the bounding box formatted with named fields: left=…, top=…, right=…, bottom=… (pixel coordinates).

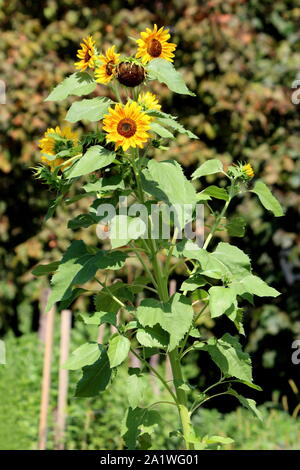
left=131, top=153, right=194, bottom=450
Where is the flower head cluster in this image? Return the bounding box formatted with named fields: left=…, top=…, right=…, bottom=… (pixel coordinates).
left=39, top=25, right=178, bottom=170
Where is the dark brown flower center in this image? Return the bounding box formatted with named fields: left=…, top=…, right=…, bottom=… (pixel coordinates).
left=116, top=62, right=146, bottom=87
left=117, top=118, right=137, bottom=138
left=106, top=60, right=114, bottom=76
left=84, top=48, right=92, bottom=62
left=147, top=38, right=162, bottom=57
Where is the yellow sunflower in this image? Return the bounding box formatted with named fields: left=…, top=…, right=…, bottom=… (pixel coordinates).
left=39, top=126, right=79, bottom=171
left=242, top=163, right=254, bottom=179
left=95, top=46, right=120, bottom=84
left=103, top=101, right=151, bottom=152
left=138, top=92, right=161, bottom=111
left=135, top=24, right=177, bottom=64
left=74, top=36, right=97, bottom=71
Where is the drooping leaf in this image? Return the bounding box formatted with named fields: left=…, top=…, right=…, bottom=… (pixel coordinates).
left=46, top=241, right=127, bottom=310
left=83, top=175, right=125, bottom=193
left=45, top=72, right=96, bottom=101
left=136, top=325, right=169, bottom=349
left=228, top=389, right=263, bottom=420
left=147, top=58, right=195, bottom=96
left=199, top=333, right=253, bottom=383
left=226, top=216, right=246, bottom=237
left=192, top=159, right=223, bottom=179
left=251, top=181, right=284, bottom=217
left=230, top=274, right=280, bottom=298
left=67, top=145, right=116, bottom=179
left=64, top=342, right=102, bottom=370
left=65, top=97, right=113, bottom=122
left=147, top=110, right=198, bottom=139
left=75, top=351, right=111, bottom=397
left=201, top=186, right=229, bottom=201
left=107, top=334, right=130, bottom=368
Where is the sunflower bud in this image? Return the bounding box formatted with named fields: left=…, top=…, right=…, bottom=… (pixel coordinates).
left=116, top=61, right=146, bottom=87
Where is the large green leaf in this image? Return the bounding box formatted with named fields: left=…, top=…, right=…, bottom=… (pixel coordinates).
left=94, top=282, right=133, bottom=313
left=80, top=311, right=117, bottom=326
left=107, top=334, right=130, bottom=368
left=45, top=72, right=96, bottom=101
left=75, top=351, right=111, bottom=397
left=67, top=145, right=116, bottom=179
left=83, top=175, right=125, bottom=194
left=47, top=241, right=127, bottom=310
left=192, top=159, right=223, bottom=179
left=199, top=333, right=253, bottom=383
left=63, top=342, right=102, bottom=370
left=136, top=293, right=193, bottom=351
left=142, top=159, right=197, bottom=228
left=251, top=181, right=284, bottom=217
left=65, top=97, right=113, bottom=122
left=202, top=186, right=229, bottom=201
left=147, top=58, right=195, bottom=96
left=196, top=242, right=251, bottom=280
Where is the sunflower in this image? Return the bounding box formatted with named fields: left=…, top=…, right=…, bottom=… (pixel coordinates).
left=138, top=92, right=161, bottom=111
left=135, top=24, right=177, bottom=64
left=95, top=46, right=120, bottom=84
left=242, top=163, right=254, bottom=179
left=103, top=101, right=151, bottom=152
left=74, top=36, right=97, bottom=71
left=39, top=126, right=79, bottom=171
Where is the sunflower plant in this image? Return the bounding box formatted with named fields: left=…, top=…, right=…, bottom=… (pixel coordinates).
left=34, top=25, right=284, bottom=450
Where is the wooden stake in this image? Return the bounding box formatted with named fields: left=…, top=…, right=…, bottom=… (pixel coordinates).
left=54, top=309, right=72, bottom=450
left=38, top=301, right=55, bottom=450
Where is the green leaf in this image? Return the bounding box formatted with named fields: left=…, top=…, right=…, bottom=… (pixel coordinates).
left=80, top=311, right=117, bottom=326
left=67, top=145, right=116, bottom=179
left=147, top=58, right=195, bottom=96
left=136, top=293, right=194, bottom=351
left=192, top=159, right=223, bottom=179
left=142, top=159, right=197, bottom=228
left=75, top=351, right=111, bottom=397
left=228, top=390, right=263, bottom=421
left=202, top=186, right=229, bottom=201
left=251, top=181, right=284, bottom=217
left=107, top=334, right=130, bottom=368
left=94, top=282, right=133, bottom=313
left=126, top=369, right=147, bottom=409
left=64, top=342, right=102, bottom=370
left=150, top=122, right=174, bottom=138
left=121, top=407, right=161, bottom=450
left=230, top=274, right=280, bottom=298
left=147, top=110, right=198, bottom=139
left=209, top=286, right=236, bottom=318
left=200, top=333, right=253, bottom=382
left=47, top=241, right=127, bottom=310
left=180, top=274, right=207, bottom=292
left=226, top=216, right=246, bottom=237
left=196, top=242, right=251, bottom=280
left=136, top=325, right=169, bottom=349
left=32, top=261, right=59, bottom=277
left=45, top=72, right=96, bottom=101
left=65, top=97, right=113, bottom=122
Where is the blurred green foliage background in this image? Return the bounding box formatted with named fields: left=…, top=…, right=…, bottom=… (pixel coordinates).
left=0, top=0, right=300, bottom=448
